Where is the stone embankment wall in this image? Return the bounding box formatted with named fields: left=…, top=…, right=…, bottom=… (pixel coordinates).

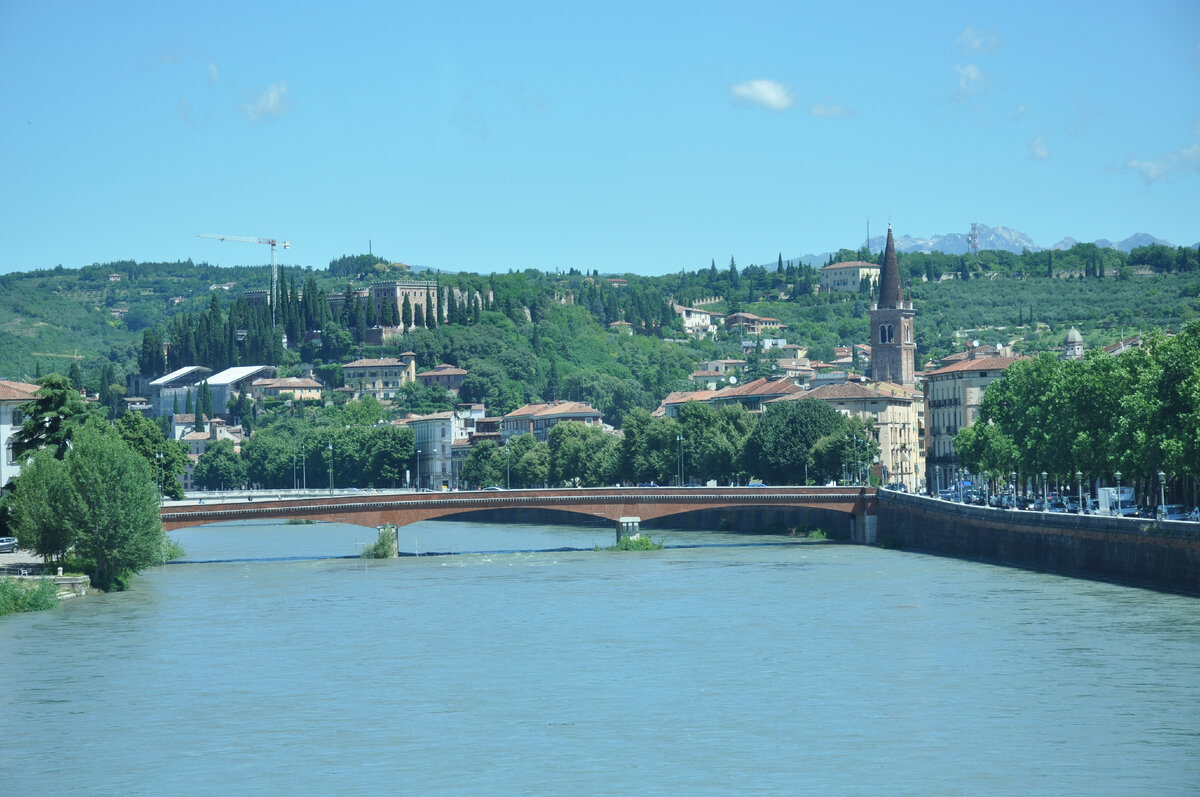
left=878, top=490, right=1200, bottom=596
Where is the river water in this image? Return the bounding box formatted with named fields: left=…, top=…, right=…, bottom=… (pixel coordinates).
left=1, top=519, right=1197, bottom=795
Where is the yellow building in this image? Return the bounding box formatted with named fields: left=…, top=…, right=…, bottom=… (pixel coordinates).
left=924, top=352, right=1021, bottom=492
left=341, top=355, right=418, bottom=401
left=820, top=260, right=880, bottom=294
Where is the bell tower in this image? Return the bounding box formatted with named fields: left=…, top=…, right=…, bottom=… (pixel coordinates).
left=869, top=226, right=916, bottom=387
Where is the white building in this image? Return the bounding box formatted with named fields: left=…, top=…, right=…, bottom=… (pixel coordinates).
left=405, top=404, right=486, bottom=490
left=0, top=380, right=41, bottom=490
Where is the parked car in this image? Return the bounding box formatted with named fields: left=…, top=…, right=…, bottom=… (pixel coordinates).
left=883, top=482, right=907, bottom=492
left=1160, top=504, right=1190, bottom=521
left=1048, top=499, right=1069, bottom=513
left=0, top=537, right=18, bottom=553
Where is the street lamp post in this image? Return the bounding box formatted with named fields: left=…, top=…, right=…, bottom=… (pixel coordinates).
left=506, top=446, right=511, bottom=490
left=1114, top=470, right=1122, bottom=517
left=302, top=443, right=307, bottom=491
left=156, top=451, right=163, bottom=505
left=1076, top=471, right=1083, bottom=514
left=677, top=434, right=683, bottom=486
left=328, top=443, right=334, bottom=495
left=1158, top=470, right=1166, bottom=518
left=935, top=465, right=941, bottom=496
left=1041, top=471, right=1048, bottom=512
left=1011, top=471, right=1018, bottom=511
left=416, top=449, right=421, bottom=492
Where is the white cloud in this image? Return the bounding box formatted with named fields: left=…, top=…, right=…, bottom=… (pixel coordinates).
left=810, top=97, right=855, bottom=119
left=239, top=81, right=290, bottom=122
left=178, top=98, right=196, bottom=129
left=953, top=63, right=985, bottom=99
left=207, top=61, right=219, bottom=85
left=1126, top=144, right=1200, bottom=184
left=1014, top=104, right=1027, bottom=120
left=956, top=25, right=999, bottom=55
left=731, top=79, right=794, bottom=111
left=1029, top=134, right=1048, bottom=160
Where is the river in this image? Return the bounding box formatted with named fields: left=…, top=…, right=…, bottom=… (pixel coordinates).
left=1, top=519, right=1197, bottom=794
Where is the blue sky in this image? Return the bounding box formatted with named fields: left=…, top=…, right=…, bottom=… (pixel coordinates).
left=1, top=1, right=1197, bottom=276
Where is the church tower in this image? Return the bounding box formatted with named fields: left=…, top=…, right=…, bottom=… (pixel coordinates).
left=869, top=226, right=916, bottom=387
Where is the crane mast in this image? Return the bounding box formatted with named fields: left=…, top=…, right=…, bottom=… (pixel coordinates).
left=196, top=233, right=291, bottom=325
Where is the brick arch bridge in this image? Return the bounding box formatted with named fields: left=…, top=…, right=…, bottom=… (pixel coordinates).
left=161, top=486, right=878, bottom=541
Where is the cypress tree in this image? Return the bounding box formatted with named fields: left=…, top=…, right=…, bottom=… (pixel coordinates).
left=402, top=295, right=413, bottom=330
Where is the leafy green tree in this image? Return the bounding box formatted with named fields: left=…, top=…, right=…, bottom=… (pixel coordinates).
left=676, top=402, right=755, bottom=485
left=114, top=411, right=188, bottom=500
left=14, top=374, right=104, bottom=461
left=548, top=422, right=618, bottom=486
left=139, top=328, right=166, bottom=377
left=461, top=440, right=503, bottom=488
left=60, top=424, right=165, bottom=589
left=742, top=399, right=843, bottom=485
left=68, top=360, right=83, bottom=391
left=193, top=439, right=247, bottom=490
left=6, top=450, right=76, bottom=561
left=616, top=409, right=679, bottom=484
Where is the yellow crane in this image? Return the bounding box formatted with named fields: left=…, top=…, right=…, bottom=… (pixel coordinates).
left=197, top=233, right=290, bottom=324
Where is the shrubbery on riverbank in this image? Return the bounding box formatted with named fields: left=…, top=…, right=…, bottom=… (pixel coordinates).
left=0, top=577, right=58, bottom=617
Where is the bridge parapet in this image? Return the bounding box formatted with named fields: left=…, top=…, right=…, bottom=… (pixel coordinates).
left=161, top=486, right=877, bottom=531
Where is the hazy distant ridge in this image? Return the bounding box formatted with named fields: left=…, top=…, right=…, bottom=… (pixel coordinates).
left=781, top=224, right=1181, bottom=267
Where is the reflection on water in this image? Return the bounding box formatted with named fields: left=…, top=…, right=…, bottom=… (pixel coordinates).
left=1, top=519, right=1197, bottom=795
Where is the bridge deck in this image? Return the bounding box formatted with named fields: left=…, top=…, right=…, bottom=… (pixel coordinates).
left=161, top=486, right=878, bottom=531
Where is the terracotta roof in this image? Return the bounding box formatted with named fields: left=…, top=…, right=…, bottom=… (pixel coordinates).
left=503, top=401, right=603, bottom=421
left=343, top=358, right=412, bottom=368
left=804, top=382, right=913, bottom=403
left=252, top=377, right=322, bottom=389
left=0, top=380, right=40, bottom=401
left=712, top=377, right=804, bottom=400
left=926, top=356, right=1021, bottom=376
left=418, top=364, right=467, bottom=376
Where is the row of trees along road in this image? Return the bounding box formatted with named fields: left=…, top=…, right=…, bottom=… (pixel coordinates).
left=954, top=318, right=1200, bottom=504
left=457, top=400, right=878, bottom=489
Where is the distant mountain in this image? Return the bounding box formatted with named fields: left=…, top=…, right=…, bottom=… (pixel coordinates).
left=1092, top=233, right=1174, bottom=252
left=792, top=225, right=1181, bottom=265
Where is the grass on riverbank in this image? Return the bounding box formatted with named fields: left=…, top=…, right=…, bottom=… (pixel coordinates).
left=0, top=577, right=58, bottom=617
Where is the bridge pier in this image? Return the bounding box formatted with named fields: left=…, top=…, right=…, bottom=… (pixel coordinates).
left=616, top=516, right=641, bottom=544
left=850, top=512, right=877, bottom=545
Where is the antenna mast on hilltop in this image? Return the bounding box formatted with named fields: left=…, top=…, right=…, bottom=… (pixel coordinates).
left=197, top=234, right=290, bottom=325
left=969, top=222, right=979, bottom=259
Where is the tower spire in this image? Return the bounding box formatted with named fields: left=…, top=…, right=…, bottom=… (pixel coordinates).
left=878, top=224, right=902, bottom=309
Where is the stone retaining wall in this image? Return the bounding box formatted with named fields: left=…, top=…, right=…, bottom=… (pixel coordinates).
left=878, top=490, right=1200, bottom=595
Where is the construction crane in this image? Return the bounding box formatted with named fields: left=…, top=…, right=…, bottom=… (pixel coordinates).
left=197, top=233, right=290, bottom=324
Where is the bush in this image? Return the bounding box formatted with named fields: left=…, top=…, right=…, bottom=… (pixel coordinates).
left=600, top=534, right=665, bottom=551
left=361, top=526, right=397, bottom=559
left=0, top=577, right=59, bottom=616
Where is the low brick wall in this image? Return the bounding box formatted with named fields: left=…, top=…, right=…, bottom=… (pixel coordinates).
left=878, top=490, right=1200, bottom=596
